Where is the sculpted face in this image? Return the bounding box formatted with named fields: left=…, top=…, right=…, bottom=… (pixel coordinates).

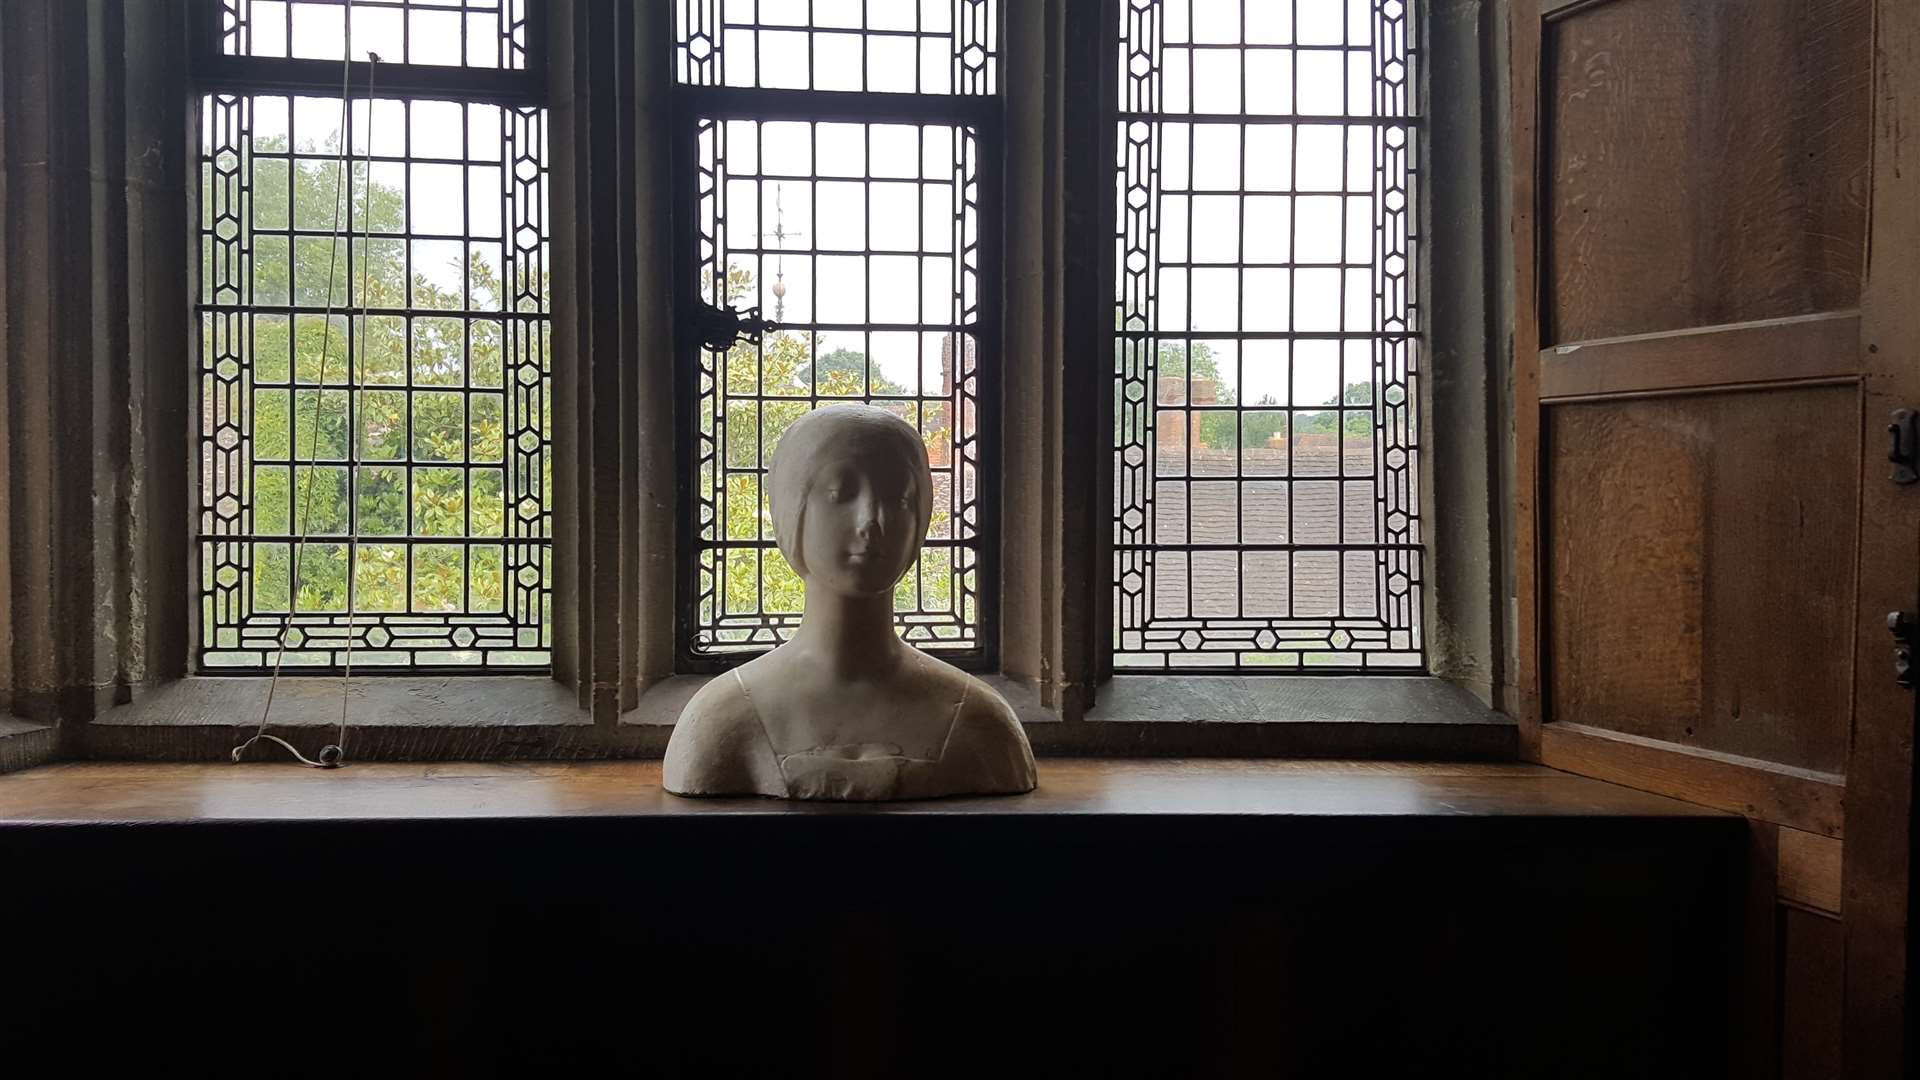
left=769, top=404, right=931, bottom=599
left=798, top=435, right=921, bottom=596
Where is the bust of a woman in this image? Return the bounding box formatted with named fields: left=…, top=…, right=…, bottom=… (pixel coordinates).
left=664, top=404, right=1037, bottom=801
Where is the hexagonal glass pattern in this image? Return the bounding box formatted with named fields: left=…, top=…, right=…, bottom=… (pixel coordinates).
left=687, top=117, right=986, bottom=656
left=219, top=0, right=532, bottom=70
left=1112, top=0, right=1422, bottom=671
left=197, top=92, right=551, bottom=670
left=674, top=0, right=997, bottom=95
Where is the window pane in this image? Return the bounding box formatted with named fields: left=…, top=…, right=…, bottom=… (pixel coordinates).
left=220, top=0, right=531, bottom=71
left=689, top=118, right=985, bottom=656
left=1112, top=0, right=1421, bottom=671
left=198, top=93, right=551, bottom=669
left=674, top=0, right=997, bottom=95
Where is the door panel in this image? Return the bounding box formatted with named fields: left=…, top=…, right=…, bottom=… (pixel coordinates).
left=1543, top=0, right=1870, bottom=344
left=1512, top=0, right=1913, bottom=1074
left=1779, top=906, right=1846, bottom=1080
left=1548, top=387, right=1858, bottom=774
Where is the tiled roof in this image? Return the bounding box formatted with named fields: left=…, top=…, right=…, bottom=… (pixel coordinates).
left=1147, top=447, right=1381, bottom=620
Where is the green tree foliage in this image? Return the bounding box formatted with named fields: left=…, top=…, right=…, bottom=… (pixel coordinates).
left=712, top=266, right=959, bottom=630
left=1154, top=340, right=1239, bottom=448
left=1117, top=341, right=1372, bottom=450
left=1292, top=380, right=1375, bottom=439
left=1113, top=307, right=1373, bottom=452
left=210, top=130, right=530, bottom=618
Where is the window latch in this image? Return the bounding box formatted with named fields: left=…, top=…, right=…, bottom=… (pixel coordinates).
left=687, top=300, right=776, bottom=354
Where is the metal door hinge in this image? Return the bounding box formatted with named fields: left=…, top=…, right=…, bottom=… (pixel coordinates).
left=1888, top=409, right=1917, bottom=484
left=1889, top=611, right=1915, bottom=690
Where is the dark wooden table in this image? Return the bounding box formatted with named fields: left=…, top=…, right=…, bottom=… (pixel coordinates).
left=0, top=760, right=1743, bottom=1078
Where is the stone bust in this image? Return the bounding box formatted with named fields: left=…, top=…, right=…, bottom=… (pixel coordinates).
left=664, top=403, right=1037, bottom=801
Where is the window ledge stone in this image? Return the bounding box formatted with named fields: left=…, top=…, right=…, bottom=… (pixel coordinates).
left=1087, top=674, right=1503, bottom=726
left=0, top=717, right=58, bottom=775
left=619, top=672, right=1055, bottom=728
left=92, top=676, right=588, bottom=730
left=1042, top=676, right=1517, bottom=759
left=629, top=672, right=1512, bottom=760
left=76, top=676, right=591, bottom=762
left=67, top=673, right=1513, bottom=762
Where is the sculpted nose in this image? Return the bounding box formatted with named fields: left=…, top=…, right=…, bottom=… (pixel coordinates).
left=854, top=491, right=882, bottom=539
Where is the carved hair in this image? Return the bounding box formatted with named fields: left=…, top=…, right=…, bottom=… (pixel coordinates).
left=766, top=403, right=934, bottom=579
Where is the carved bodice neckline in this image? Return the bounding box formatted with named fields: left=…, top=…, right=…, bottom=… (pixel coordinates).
left=731, top=649, right=970, bottom=765
left=730, top=650, right=972, bottom=799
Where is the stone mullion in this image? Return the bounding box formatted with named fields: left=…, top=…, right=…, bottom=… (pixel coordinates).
left=84, top=0, right=136, bottom=710
left=6, top=0, right=103, bottom=724
left=123, top=0, right=194, bottom=696
left=1057, top=0, right=1113, bottom=713
left=0, top=2, right=55, bottom=722
left=546, top=0, right=582, bottom=694
left=548, top=0, right=661, bottom=722
left=579, top=0, right=628, bottom=721
left=1, top=0, right=190, bottom=734
left=630, top=0, right=679, bottom=700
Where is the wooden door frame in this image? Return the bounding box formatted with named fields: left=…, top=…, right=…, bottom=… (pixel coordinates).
left=1846, top=0, right=1920, bottom=1072
left=1508, top=0, right=1543, bottom=762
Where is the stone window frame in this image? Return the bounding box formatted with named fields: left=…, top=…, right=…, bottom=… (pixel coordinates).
left=0, top=0, right=1515, bottom=767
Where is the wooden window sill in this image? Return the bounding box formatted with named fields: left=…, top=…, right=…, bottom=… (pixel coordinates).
left=0, top=758, right=1723, bottom=825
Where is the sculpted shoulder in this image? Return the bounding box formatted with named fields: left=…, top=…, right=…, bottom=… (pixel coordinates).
left=938, top=675, right=1037, bottom=795
left=662, top=674, right=784, bottom=797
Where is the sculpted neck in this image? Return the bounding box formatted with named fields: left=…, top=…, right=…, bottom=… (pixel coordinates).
left=792, top=588, right=903, bottom=680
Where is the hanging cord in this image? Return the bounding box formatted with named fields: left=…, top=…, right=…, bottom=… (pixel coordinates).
left=335, top=55, right=381, bottom=762
left=233, top=35, right=379, bottom=768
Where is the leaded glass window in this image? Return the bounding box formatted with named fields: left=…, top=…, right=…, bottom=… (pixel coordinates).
left=674, top=2, right=998, bottom=664
left=1113, top=0, right=1421, bottom=671
left=197, top=3, right=551, bottom=670
left=676, top=0, right=995, bottom=95
left=218, top=0, right=532, bottom=70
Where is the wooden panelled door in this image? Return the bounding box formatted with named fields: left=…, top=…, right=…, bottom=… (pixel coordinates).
left=1511, top=0, right=1918, bottom=1076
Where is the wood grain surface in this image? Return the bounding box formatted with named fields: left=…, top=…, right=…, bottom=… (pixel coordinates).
left=1777, top=824, right=1844, bottom=913
left=1547, top=386, right=1858, bottom=773
left=1540, top=312, right=1861, bottom=401
left=1510, top=0, right=1546, bottom=751
left=1842, top=0, right=1920, bottom=1071
left=1542, top=721, right=1844, bottom=837
left=1544, top=0, right=1870, bottom=343
left=0, top=758, right=1731, bottom=824
left=1781, top=907, right=1846, bottom=1080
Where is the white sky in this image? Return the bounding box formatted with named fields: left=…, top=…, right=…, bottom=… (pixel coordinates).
left=244, top=0, right=1394, bottom=407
